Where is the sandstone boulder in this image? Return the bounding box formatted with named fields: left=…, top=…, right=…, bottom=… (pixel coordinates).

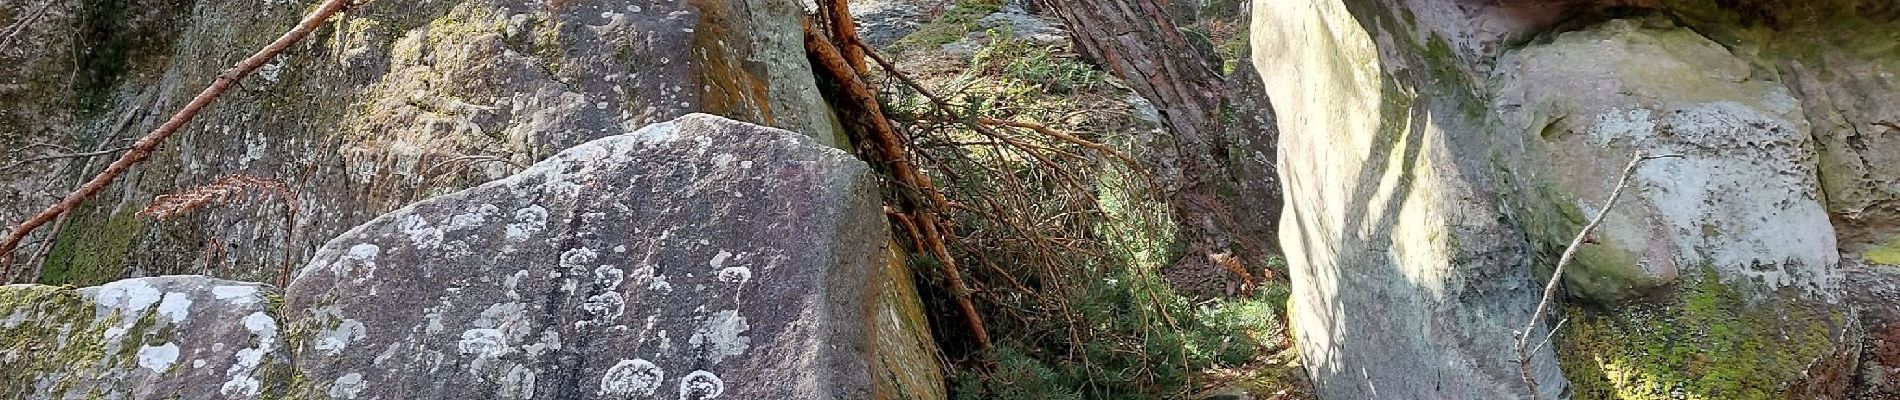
left=279, top=113, right=936, bottom=399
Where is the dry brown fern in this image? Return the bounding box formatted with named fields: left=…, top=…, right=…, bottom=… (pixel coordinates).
left=140, top=174, right=301, bottom=286
left=139, top=175, right=298, bottom=220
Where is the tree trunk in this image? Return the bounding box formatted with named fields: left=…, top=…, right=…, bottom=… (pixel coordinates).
left=1040, top=0, right=1278, bottom=297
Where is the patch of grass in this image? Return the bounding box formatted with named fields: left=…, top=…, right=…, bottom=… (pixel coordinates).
left=971, top=31, right=1101, bottom=94
left=893, top=0, right=1006, bottom=50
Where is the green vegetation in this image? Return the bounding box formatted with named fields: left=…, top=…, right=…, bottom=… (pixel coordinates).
left=894, top=0, right=1006, bottom=50
left=1866, top=236, right=1900, bottom=266
left=1558, top=267, right=1841, bottom=400
left=879, top=24, right=1298, bottom=398
left=971, top=31, right=1102, bottom=94
left=40, top=206, right=144, bottom=286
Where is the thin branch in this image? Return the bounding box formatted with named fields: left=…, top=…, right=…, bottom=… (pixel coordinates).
left=0, top=147, right=131, bottom=172
left=1515, top=152, right=1679, bottom=399
left=0, top=0, right=357, bottom=279
left=974, top=117, right=1142, bottom=170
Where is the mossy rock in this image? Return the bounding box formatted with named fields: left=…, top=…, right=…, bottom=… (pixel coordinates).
left=1558, top=268, right=1848, bottom=399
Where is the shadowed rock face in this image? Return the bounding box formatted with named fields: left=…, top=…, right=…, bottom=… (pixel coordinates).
left=0, top=114, right=943, bottom=400
left=0, top=276, right=286, bottom=400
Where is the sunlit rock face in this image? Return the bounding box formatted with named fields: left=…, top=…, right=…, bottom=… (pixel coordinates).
left=0, top=114, right=943, bottom=400
left=1254, top=1, right=1895, bottom=398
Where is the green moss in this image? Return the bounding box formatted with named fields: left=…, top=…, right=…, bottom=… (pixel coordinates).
left=1558, top=268, right=1841, bottom=399
left=40, top=206, right=145, bottom=286
left=1659, top=0, right=1900, bottom=69
left=1863, top=235, right=1900, bottom=266
left=0, top=285, right=116, bottom=398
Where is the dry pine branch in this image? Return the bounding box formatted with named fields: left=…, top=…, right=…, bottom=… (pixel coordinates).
left=139, top=175, right=298, bottom=220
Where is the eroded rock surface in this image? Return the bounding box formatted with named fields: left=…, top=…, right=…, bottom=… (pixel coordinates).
left=280, top=113, right=931, bottom=399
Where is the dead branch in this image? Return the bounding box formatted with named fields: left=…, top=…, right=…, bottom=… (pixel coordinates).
left=0, top=0, right=356, bottom=280
left=138, top=174, right=298, bottom=220
left=1515, top=152, right=1679, bottom=398
left=973, top=117, right=1142, bottom=170
left=806, top=20, right=993, bottom=352
left=0, top=147, right=131, bottom=172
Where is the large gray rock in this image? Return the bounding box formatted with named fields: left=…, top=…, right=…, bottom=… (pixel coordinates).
left=0, top=276, right=286, bottom=399
left=1492, top=19, right=1840, bottom=302
left=278, top=113, right=935, bottom=399
left=1251, top=1, right=1562, bottom=397
left=0, top=0, right=840, bottom=287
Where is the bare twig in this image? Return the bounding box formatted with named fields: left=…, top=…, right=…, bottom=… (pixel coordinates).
left=973, top=117, right=1142, bottom=171
left=0, top=147, right=131, bottom=172
left=0, top=0, right=356, bottom=280
left=1515, top=152, right=1679, bottom=398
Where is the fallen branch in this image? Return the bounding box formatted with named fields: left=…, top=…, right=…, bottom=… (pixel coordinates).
left=0, top=0, right=57, bottom=55
left=806, top=20, right=993, bottom=352
left=1515, top=152, right=1678, bottom=398
left=0, top=0, right=356, bottom=280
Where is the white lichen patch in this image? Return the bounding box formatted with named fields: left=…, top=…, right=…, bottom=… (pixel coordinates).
left=561, top=248, right=600, bottom=272
left=220, top=311, right=279, bottom=397
left=314, top=319, right=368, bottom=356
left=94, top=279, right=162, bottom=318
left=678, top=370, right=726, bottom=400
left=500, top=364, right=537, bottom=399
left=715, top=267, right=750, bottom=285
left=400, top=215, right=445, bottom=249
left=506, top=205, right=550, bottom=242
left=599, top=358, right=665, bottom=397
left=137, top=342, right=181, bottom=372
left=458, top=328, right=509, bottom=372
left=329, top=372, right=368, bottom=399
left=212, top=285, right=260, bottom=304
left=447, top=204, right=502, bottom=232
left=340, top=243, right=381, bottom=277
left=582, top=291, right=627, bottom=324
left=687, top=310, right=750, bottom=364
left=157, top=292, right=193, bottom=323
